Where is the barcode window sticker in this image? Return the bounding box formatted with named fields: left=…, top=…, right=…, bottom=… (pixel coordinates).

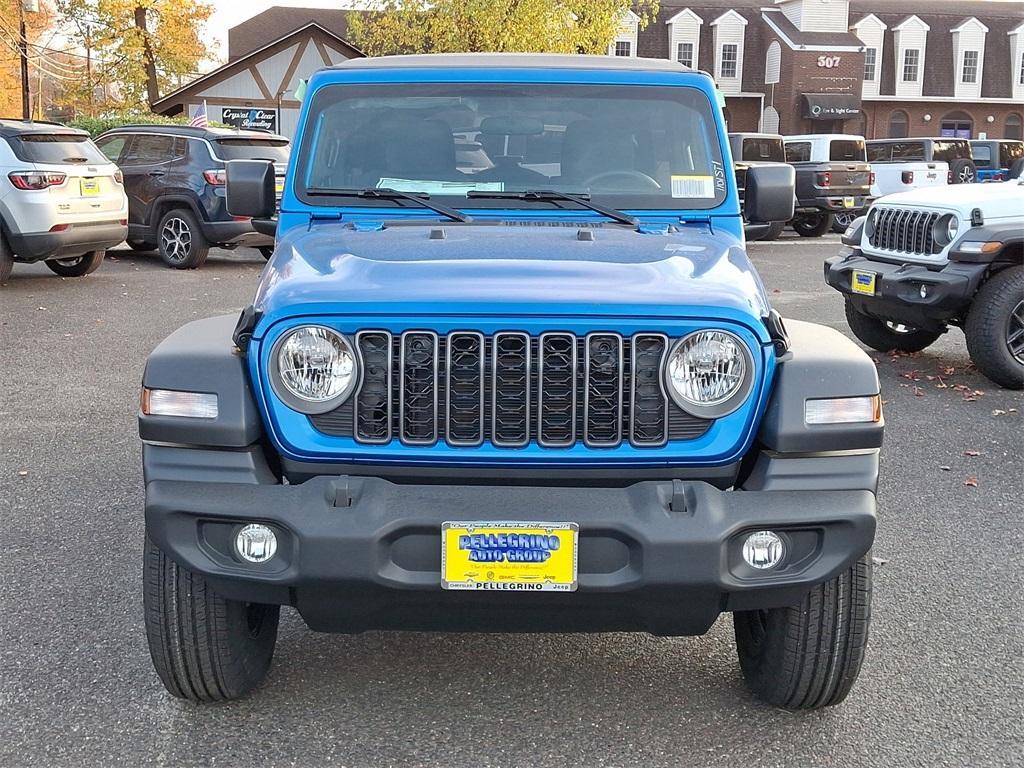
left=670, top=175, right=715, bottom=199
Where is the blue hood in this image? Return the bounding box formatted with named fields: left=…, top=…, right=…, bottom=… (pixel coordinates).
left=252, top=221, right=770, bottom=338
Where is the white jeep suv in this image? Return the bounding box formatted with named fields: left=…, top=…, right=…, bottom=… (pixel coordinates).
left=825, top=179, right=1024, bottom=389
left=0, top=120, right=128, bottom=285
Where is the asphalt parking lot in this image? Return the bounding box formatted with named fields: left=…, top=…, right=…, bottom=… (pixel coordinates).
left=1, top=235, right=1021, bottom=768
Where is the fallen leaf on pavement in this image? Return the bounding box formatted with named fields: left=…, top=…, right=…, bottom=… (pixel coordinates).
left=871, top=556, right=889, bottom=566
left=964, top=477, right=978, bottom=487
left=992, top=409, right=1007, bottom=416
left=17, top=470, right=28, bottom=476
left=964, top=450, right=981, bottom=457
left=939, top=465, right=951, bottom=471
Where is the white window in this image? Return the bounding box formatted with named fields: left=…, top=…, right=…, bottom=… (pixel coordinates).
left=961, top=50, right=979, bottom=83
left=676, top=42, right=694, bottom=68
left=864, top=47, right=877, bottom=81
left=614, top=41, right=632, bottom=57
left=720, top=44, right=738, bottom=79
left=902, top=49, right=920, bottom=82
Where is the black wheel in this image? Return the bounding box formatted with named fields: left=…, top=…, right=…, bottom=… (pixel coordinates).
left=258, top=246, right=275, bottom=260
left=143, top=536, right=279, bottom=702
left=792, top=213, right=834, bottom=238
left=0, top=233, right=13, bottom=284
left=832, top=211, right=857, bottom=234
left=844, top=299, right=942, bottom=353
left=949, top=159, right=976, bottom=185
left=127, top=239, right=154, bottom=252
left=158, top=208, right=210, bottom=269
left=734, top=554, right=871, bottom=710
left=44, top=251, right=105, bottom=277
left=964, top=266, right=1024, bottom=390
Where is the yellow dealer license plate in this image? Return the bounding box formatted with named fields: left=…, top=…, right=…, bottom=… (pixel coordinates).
left=843, top=196, right=856, bottom=209
left=441, top=522, right=578, bottom=592
left=80, top=178, right=100, bottom=196
left=851, top=269, right=877, bottom=296
left=275, top=178, right=285, bottom=194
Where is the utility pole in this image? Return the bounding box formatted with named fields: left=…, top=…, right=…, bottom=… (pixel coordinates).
left=18, top=2, right=30, bottom=120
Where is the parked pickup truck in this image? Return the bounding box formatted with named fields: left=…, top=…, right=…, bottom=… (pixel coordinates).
left=866, top=140, right=948, bottom=199
left=969, top=139, right=1024, bottom=183
left=138, top=53, right=882, bottom=710
left=825, top=178, right=1024, bottom=389
left=866, top=138, right=976, bottom=185
left=784, top=134, right=874, bottom=236
left=728, top=132, right=790, bottom=241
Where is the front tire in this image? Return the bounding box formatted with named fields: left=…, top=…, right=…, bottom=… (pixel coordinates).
left=734, top=554, right=872, bottom=710
left=143, top=536, right=279, bottom=702
left=792, top=213, right=834, bottom=238
left=964, top=266, right=1024, bottom=390
left=44, top=251, right=105, bottom=277
left=158, top=209, right=210, bottom=269
left=258, top=246, right=274, bottom=260
left=844, top=299, right=942, bottom=353
left=758, top=221, right=786, bottom=241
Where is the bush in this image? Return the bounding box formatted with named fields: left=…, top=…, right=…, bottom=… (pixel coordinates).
left=67, top=113, right=225, bottom=136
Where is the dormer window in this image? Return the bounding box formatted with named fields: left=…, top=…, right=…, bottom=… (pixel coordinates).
left=961, top=50, right=979, bottom=83
left=863, top=47, right=877, bottom=81
left=720, top=44, right=738, bottom=78
left=902, top=49, right=920, bottom=82
left=676, top=42, right=694, bottom=68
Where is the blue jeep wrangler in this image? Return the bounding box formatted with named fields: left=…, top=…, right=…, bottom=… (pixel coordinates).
left=138, top=54, right=882, bottom=709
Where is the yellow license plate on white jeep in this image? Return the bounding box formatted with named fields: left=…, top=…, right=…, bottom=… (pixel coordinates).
left=441, top=522, right=578, bottom=592
left=843, top=196, right=856, bottom=209
left=80, top=178, right=100, bottom=196
left=851, top=270, right=877, bottom=296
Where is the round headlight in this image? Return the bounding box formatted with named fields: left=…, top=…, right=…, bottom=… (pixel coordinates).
left=933, top=214, right=960, bottom=249
left=665, top=330, right=754, bottom=417
left=271, top=326, right=357, bottom=413
left=864, top=209, right=877, bottom=238
left=946, top=216, right=959, bottom=242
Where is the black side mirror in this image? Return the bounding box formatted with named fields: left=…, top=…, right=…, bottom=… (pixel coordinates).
left=745, top=164, right=795, bottom=224
left=226, top=160, right=276, bottom=236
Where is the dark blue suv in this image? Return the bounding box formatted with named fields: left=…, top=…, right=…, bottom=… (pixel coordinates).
left=95, top=125, right=288, bottom=268
left=137, top=54, right=882, bottom=709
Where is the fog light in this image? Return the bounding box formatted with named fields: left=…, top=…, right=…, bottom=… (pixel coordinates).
left=920, top=284, right=928, bottom=299
left=742, top=531, right=785, bottom=570
left=235, top=524, right=277, bottom=563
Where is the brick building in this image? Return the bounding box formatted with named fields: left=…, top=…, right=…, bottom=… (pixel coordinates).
left=156, top=1, right=1023, bottom=140
left=622, top=0, right=1024, bottom=139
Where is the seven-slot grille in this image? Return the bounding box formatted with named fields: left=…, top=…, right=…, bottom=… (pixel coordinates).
left=867, top=207, right=941, bottom=256
left=309, top=330, right=713, bottom=449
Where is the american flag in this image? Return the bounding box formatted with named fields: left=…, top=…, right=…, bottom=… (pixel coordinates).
left=189, top=101, right=208, bottom=128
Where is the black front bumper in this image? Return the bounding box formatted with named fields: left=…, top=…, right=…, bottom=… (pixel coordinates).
left=825, top=250, right=988, bottom=329
left=145, top=471, right=876, bottom=637
left=8, top=221, right=127, bottom=263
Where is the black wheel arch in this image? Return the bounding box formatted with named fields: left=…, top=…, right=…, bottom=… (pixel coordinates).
left=148, top=195, right=208, bottom=239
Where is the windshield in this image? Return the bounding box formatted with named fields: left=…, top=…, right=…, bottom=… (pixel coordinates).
left=742, top=138, right=784, bottom=162
left=215, top=138, right=290, bottom=163
left=7, top=133, right=110, bottom=165
left=296, top=82, right=727, bottom=210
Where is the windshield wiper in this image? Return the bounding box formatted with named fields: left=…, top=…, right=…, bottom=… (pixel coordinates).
left=305, top=187, right=472, bottom=223
left=466, top=189, right=638, bottom=228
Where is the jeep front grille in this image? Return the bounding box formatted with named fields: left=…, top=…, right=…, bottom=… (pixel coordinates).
left=868, top=208, right=940, bottom=255
left=310, top=330, right=711, bottom=448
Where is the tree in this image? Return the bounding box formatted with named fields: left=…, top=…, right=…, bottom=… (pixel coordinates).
left=56, top=0, right=212, bottom=111
left=0, top=0, right=58, bottom=117
left=348, top=0, right=659, bottom=57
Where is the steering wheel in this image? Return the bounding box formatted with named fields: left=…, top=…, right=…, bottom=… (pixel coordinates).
left=581, top=170, right=662, bottom=191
